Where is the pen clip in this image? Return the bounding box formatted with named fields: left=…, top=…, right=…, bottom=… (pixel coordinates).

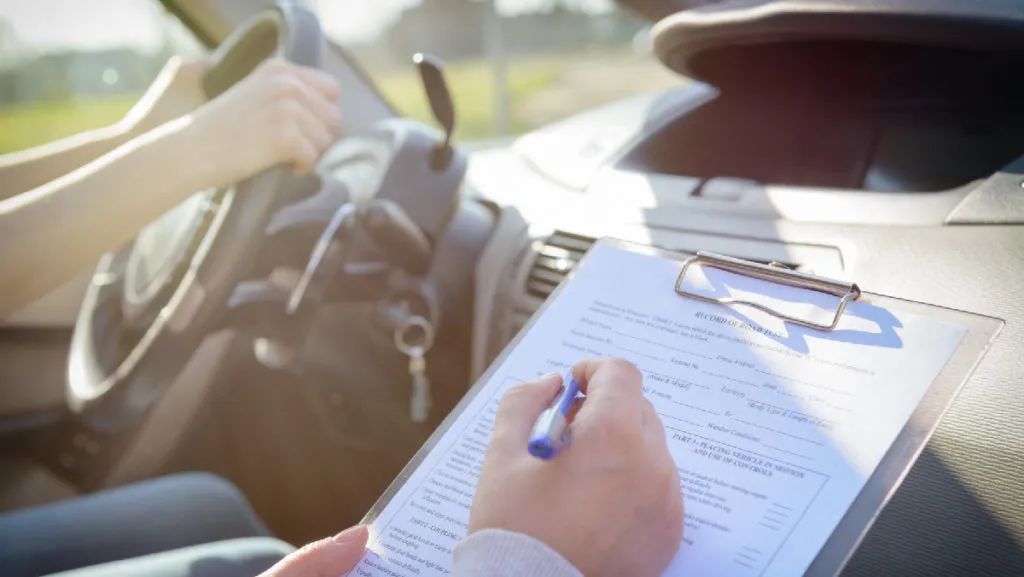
left=676, top=252, right=861, bottom=332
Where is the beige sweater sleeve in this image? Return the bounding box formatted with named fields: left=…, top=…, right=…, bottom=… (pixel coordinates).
left=452, top=529, right=584, bottom=577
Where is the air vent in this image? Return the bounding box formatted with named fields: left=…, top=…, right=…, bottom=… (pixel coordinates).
left=524, top=231, right=595, bottom=300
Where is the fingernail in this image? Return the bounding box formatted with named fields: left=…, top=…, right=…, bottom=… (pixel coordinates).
left=333, top=525, right=368, bottom=544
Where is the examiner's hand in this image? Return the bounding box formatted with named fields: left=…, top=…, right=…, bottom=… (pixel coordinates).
left=470, top=358, right=683, bottom=577
left=258, top=525, right=368, bottom=577
left=180, top=57, right=342, bottom=188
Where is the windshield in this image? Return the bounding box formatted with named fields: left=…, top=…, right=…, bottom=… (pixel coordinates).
left=312, top=0, right=679, bottom=141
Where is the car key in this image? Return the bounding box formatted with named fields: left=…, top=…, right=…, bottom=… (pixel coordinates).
left=395, top=315, right=435, bottom=423
left=407, top=346, right=431, bottom=424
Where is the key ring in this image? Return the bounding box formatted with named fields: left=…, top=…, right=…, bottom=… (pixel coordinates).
left=394, top=315, right=435, bottom=356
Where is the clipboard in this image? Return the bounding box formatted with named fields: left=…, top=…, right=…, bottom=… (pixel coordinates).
left=359, top=238, right=1003, bottom=577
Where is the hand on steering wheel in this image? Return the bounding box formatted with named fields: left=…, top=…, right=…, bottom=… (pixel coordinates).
left=182, top=58, right=341, bottom=186
left=68, top=3, right=338, bottom=429
left=126, top=56, right=340, bottom=187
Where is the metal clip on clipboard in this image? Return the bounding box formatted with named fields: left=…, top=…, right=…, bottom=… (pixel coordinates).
left=675, top=251, right=862, bottom=332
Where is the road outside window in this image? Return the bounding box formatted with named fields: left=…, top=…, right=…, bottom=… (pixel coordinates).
left=313, top=0, right=681, bottom=141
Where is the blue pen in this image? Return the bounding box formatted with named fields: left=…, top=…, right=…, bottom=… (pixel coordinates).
left=528, top=376, right=581, bottom=460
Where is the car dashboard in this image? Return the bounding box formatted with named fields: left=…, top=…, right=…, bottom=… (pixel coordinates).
left=461, top=75, right=1023, bottom=574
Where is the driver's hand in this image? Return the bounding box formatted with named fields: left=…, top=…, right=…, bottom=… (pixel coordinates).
left=258, top=525, right=368, bottom=577
left=181, top=58, right=341, bottom=187
left=470, top=358, right=683, bottom=577
left=121, top=56, right=209, bottom=136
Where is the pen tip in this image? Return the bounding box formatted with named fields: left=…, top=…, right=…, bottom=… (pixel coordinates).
left=528, top=438, right=556, bottom=460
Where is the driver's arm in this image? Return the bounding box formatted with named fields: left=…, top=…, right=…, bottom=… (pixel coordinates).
left=0, top=58, right=341, bottom=319
left=0, top=58, right=209, bottom=202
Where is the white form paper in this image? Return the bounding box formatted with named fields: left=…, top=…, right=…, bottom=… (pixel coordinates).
left=349, top=242, right=967, bottom=577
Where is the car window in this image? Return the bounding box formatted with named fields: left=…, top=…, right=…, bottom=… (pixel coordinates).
left=314, top=0, right=680, bottom=141
left=0, top=0, right=204, bottom=154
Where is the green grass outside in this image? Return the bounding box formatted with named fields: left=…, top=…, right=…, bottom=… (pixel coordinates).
left=0, top=57, right=556, bottom=155
left=0, top=95, right=139, bottom=154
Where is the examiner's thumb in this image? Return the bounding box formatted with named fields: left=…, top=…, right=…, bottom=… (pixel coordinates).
left=494, top=373, right=563, bottom=441
left=261, top=525, right=368, bottom=577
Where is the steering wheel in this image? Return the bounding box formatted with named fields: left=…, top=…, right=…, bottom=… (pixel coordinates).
left=67, top=3, right=324, bottom=430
